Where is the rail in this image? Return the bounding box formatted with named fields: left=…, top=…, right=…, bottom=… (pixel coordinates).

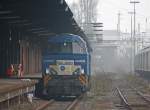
left=34, top=94, right=84, bottom=110
left=131, top=87, right=150, bottom=104
left=66, top=95, right=83, bottom=110
left=35, top=99, right=55, bottom=110
left=116, top=87, right=131, bottom=110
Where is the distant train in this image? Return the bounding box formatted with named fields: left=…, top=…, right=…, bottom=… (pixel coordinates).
left=135, top=46, right=150, bottom=79
left=42, top=34, right=91, bottom=96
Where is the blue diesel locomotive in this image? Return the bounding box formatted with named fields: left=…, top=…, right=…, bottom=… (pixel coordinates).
left=42, top=34, right=91, bottom=96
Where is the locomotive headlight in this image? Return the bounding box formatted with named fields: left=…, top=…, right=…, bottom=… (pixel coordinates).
left=81, top=69, right=84, bottom=74
left=64, top=42, right=67, bottom=46
left=46, top=68, right=49, bottom=74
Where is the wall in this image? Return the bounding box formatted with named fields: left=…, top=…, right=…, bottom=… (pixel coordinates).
left=20, top=40, right=42, bottom=75
left=0, top=24, right=42, bottom=77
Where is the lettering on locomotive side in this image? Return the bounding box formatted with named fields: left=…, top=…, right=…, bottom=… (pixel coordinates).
left=75, top=60, right=86, bottom=63
left=57, top=60, right=74, bottom=65
left=44, top=60, right=55, bottom=63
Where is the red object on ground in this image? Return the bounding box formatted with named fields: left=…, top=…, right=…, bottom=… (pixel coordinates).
left=6, top=66, right=13, bottom=76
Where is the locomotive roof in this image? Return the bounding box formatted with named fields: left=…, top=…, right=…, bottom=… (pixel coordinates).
left=48, top=34, right=88, bottom=52
left=48, top=34, right=84, bottom=42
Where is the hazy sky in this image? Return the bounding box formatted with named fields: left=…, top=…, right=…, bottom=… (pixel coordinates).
left=66, top=0, right=150, bottom=32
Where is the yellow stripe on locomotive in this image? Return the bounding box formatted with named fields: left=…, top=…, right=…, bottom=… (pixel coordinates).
left=48, top=60, right=82, bottom=75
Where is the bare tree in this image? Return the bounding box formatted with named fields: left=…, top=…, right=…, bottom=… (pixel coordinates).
left=71, top=0, right=99, bottom=29
left=70, top=0, right=101, bottom=74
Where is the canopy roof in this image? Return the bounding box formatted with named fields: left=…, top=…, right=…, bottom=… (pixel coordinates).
left=0, top=0, right=91, bottom=50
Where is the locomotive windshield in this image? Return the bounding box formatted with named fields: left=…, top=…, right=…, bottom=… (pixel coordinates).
left=47, top=42, right=72, bottom=53
left=47, top=42, right=85, bottom=53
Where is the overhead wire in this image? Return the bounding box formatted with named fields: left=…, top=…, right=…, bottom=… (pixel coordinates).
left=100, top=0, right=150, bottom=19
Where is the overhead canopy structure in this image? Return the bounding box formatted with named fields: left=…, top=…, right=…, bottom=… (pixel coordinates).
left=0, top=0, right=91, bottom=76
left=0, top=0, right=89, bottom=43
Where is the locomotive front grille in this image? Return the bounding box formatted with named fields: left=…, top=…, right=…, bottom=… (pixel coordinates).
left=47, top=75, right=84, bottom=96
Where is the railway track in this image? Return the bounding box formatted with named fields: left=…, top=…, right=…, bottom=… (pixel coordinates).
left=116, top=87, right=150, bottom=110
left=35, top=95, right=83, bottom=110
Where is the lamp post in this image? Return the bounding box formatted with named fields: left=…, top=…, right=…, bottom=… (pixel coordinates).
left=130, top=1, right=140, bottom=73
left=128, top=11, right=134, bottom=73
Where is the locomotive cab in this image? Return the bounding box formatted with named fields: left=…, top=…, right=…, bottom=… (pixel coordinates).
left=42, top=34, right=91, bottom=97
